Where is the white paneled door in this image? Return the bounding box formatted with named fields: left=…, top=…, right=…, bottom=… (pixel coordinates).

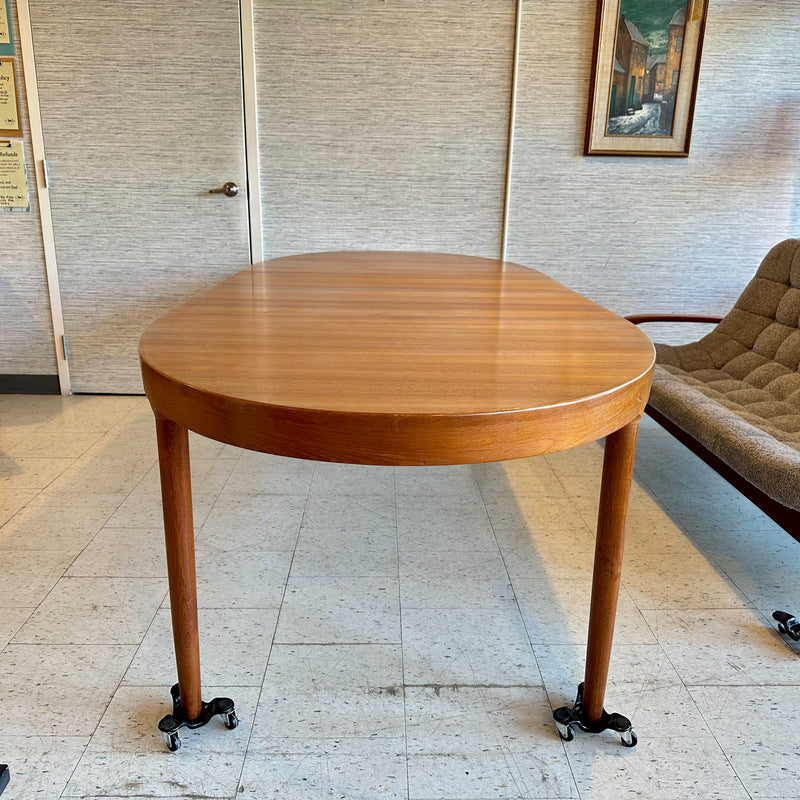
left=28, top=2, right=252, bottom=393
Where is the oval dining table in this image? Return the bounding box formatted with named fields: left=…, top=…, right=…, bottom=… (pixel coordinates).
left=139, top=251, right=655, bottom=751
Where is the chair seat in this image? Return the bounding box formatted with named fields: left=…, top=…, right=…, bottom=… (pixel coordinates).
left=649, top=359, right=800, bottom=512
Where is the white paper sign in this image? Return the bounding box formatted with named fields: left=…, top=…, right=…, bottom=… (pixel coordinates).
left=0, top=140, right=29, bottom=209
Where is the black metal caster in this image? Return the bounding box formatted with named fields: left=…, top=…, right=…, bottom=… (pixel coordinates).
left=158, top=683, right=238, bottom=752
left=553, top=682, right=637, bottom=747
left=773, top=610, right=800, bottom=641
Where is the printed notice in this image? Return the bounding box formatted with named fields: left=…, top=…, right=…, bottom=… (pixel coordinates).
left=0, top=140, right=29, bottom=209
left=0, top=57, right=21, bottom=136
left=0, top=0, right=9, bottom=44
left=0, top=0, right=12, bottom=55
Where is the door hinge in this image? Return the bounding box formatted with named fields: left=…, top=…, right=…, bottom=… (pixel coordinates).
left=61, top=334, right=70, bottom=360
left=41, top=159, right=52, bottom=189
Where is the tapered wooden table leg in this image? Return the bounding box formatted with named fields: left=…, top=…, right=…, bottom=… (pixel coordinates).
left=583, top=419, right=639, bottom=719
left=553, top=420, right=640, bottom=747
left=155, top=414, right=202, bottom=720
left=154, top=414, right=239, bottom=751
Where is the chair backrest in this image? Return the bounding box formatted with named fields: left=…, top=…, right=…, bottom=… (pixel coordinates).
left=677, top=239, right=800, bottom=403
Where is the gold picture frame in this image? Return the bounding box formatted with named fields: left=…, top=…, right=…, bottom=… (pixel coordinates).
left=585, top=0, right=708, bottom=157
left=0, top=57, right=22, bottom=138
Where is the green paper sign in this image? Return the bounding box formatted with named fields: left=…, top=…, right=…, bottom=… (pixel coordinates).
left=0, top=0, right=14, bottom=56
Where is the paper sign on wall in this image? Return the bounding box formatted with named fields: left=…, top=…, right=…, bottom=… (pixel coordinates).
left=0, top=0, right=13, bottom=56
left=0, top=140, right=29, bottom=209
left=0, top=57, right=21, bottom=136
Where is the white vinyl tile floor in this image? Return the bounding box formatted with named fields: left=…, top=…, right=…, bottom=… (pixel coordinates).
left=1, top=393, right=799, bottom=800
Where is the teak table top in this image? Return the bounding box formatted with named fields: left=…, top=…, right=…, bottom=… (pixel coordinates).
left=139, top=251, right=655, bottom=465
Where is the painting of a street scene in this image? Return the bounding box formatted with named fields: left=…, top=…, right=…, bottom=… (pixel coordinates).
left=607, top=1, right=691, bottom=136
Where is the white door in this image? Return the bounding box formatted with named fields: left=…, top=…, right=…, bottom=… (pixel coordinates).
left=28, top=1, right=251, bottom=393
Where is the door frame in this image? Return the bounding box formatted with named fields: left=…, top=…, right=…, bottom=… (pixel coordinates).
left=240, top=0, right=263, bottom=264
left=17, top=0, right=69, bottom=394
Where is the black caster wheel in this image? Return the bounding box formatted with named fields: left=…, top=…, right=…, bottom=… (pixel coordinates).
left=224, top=711, right=239, bottom=730
left=157, top=684, right=238, bottom=752
left=555, top=723, right=574, bottom=742
left=162, top=731, right=181, bottom=752
left=552, top=682, right=638, bottom=748
left=773, top=610, right=800, bottom=641
left=620, top=730, right=638, bottom=748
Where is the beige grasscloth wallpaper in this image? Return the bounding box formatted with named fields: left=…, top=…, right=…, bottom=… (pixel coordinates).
left=2, top=0, right=799, bottom=390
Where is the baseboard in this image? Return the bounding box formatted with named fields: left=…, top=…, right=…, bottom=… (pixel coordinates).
left=0, top=374, right=61, bottom=394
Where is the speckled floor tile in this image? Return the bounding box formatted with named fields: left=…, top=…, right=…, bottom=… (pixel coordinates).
left=0, top=549, right=75, bottom=607
left=0, top=489, right=38, bottom=525
left=8, top=427, right=107, bottom=459
left=252, top=643, right=405, bottom=739
left=301, top=492, right=396, bottom=535
left=395, top=464, right=483, bottom=500
left=397, top=495, right=499, bottom=553
left=0, top=607, right=32, bottom=649
left=187, top=430, right=243, bottom=459
left=562, top=734, right=749, bottom=800
left=0, top=499, right=114, bottom=552
left=621, top=548, right=750, bottom=610
left=106, top=459, right=235, bottom=529
left=483, top=491, right=592, bottom=545
left=0, top=455, right=76, bottom=491
left=490, top=508, right=597, bottom=583
left=401, top=607, right=541, bottom=686
left=686, top=526, right=800, bottom=613
left=309, top=462, right=395, bottom=497
left=0, top=736, right=89, bottom=800
left=46, top=455, right=154, bottom=498
left=240, top=739, right=408, bottom=799
left=197, top=492, right=306, bottom=550
left=12, top=576, right=166, bottom=645
left=21, top=489, right=126, bottom=516
left=63, top=685, right=258, bottom=798
left=291, top=534, right=398, bottom=578
left=544, top=441, right=605, bottom=477
left=688, top=684, right=800, bottom=798
left=406, top=748, right=577, bottom=800
left=123, top=607, right=278, bottom=687
left=513, top=579, right=655, bottom=645
left=472, top=456, right=567, bottom=500
left=66, top=527, right=168, bottom=578
left=405, top=684, right=567, bottom=754
left=641, top=608, right=800, bottom=685
left=224, top=451, right=315, bottom=495
left=399, top=548, right=514, bottom=609
left=634, top=439, right=784, bottom=537
left=0, top=644, right=135, bottom=735
left=177, top=547, right=293, bottom=609
left=275, top=576, right=401, bottom=644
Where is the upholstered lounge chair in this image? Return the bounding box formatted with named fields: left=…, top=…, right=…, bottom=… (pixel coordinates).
left=628, top=238, right=800, bottom=543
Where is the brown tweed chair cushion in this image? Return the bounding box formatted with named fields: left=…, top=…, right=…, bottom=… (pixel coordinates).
left=649, top=238, right=800, bottom=512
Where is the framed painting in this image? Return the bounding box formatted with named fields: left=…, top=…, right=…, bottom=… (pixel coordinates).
left=585, top=0, right=708, bottom=156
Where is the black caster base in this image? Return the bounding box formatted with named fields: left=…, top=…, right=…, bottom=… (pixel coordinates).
left=0, top=764, right=9, bottom=795
left=553, top=682, right=637, bottom=747
left=158, top=683, right=238, bottom=752
left=773, top=610, right=800, bottom=641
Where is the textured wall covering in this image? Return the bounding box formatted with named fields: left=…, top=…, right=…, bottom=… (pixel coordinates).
left=27, top=1, right=251, bottom=393
left=506, top=0, right=800, bottom=335
left=254, top=0, right=515, bottom=259
left=4, top=1, right=800, bottom=390
left=0, top=0, right=55, bottom=379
